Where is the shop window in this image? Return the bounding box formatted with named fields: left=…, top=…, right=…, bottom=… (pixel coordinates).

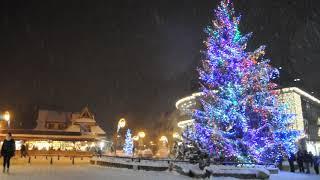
left=47, top=123, right=55, bottom=129
left=58, top=123, right=65, bottom=130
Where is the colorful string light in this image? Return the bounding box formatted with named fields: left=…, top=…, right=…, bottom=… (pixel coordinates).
left=123, top=129, right=133, bottom=156
left=188, top=0, right=299, bottom=163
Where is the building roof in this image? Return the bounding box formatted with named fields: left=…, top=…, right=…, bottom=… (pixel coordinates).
left=37, top=110, right=72, bottom=123
left=281, top=87, right=320, bottom=105
left=64, top=124, right=81, bottom=132
left=90, top=126, right=106, bottom=135
left=79, top=106, right=94, bottom=119
left=73, top=118, right=96, bottom=124
left=34, top=107, right=106, bottom=136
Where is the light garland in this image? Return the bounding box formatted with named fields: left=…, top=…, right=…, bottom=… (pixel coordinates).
left=187, top=0, right=299, bottom=163
left=123, top=129, right=133, bottom=156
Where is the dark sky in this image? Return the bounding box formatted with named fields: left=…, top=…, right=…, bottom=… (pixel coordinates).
left=0, top=0, right=319, bottom=135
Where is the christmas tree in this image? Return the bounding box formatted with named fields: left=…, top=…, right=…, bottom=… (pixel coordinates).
left=123, top=129, right=133, bottom=156
left=189, top=0, right=299, bottom=163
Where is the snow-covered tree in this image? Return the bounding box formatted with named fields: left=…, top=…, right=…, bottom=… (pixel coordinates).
left=123, top=129, right=133, bottom=156
left=188, top=0, right=299, bottom=163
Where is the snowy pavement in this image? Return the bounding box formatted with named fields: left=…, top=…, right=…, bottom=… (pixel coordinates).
left=0, top=164, right=319, bottom=180
left=270, top=171, right=320, bottom=180
left=0, top=157, right=319, bottom=180
left=0, top=164, right=191, bottom=180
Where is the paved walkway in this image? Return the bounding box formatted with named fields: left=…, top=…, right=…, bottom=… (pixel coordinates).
left=0, top=157, right=319, bottom=180
left=0, top=164, right=190, bottom=180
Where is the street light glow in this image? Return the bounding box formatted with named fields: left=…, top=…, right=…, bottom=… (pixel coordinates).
left=173, top=132, right=180, bottom=139
left=132, top=136, right=139, bottom=141
left=117, top=118, right=126, bottom=132
left=138, top=131, right=145, bottom=138
left=159, top=136, right=168, bottom=143
left=99, top=142, right=105, bottom=149
left=118, top=118, right=126, bottom=128
left=3, top=111, right=10, bottom=121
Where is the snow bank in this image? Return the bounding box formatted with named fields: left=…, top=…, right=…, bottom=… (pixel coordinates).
left=173, top=162, right=270, bottom=179
left=93, top=157, right=274, bottom=179
left=92, top=156, right=170, bottom=171
left=206, top=165, right=270, bottom=179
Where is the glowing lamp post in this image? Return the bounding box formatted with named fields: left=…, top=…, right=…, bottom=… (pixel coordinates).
left=138, top=131, right=145, bottom=138
left=3, top=111, right=10, bottom=129
left=114, top=118, right=126, bottom=156
left=99, top=141, right=105, bottom=150
left=132, top=136, right=139, bottom=157
left=132, top=136, right=139, bottom=141
left=138, top=131, right=145, bottom=150
left=173, top=132, right=180, bottom=139
left=117, top=118, right=126, bottom=132
left=159, top=136, right=168, bottom=144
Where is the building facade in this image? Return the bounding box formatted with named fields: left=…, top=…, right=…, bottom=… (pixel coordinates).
left=0, top=107, right=109, bottom=153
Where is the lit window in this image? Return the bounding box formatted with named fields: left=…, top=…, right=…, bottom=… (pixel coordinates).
left=318, top=128, right=320, bottom=137
left=318, top=117, right=320, bottom=125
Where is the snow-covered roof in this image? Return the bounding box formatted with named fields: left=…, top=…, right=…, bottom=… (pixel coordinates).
left=65, top=124, right=81, bottom=133
left=37, top=110, right=72, bottom=123
left=90, top=126, right=106, bottom=135
left=73, top=118, right=96, bottom=124
left=281, top=87, right=320, bottom=104
left=79, top=106, right=94, bottom=119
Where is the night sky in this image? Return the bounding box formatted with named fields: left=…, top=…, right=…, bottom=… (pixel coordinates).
left=0, top=0, right=319, bottom=136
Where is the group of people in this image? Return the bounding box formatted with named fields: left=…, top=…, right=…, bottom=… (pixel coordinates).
left=288, top=149, right=320, bottom=174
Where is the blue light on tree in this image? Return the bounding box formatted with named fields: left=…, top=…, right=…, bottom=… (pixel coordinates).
left=188, top=0, right=300, bottom=163
left=123, top=129, right=133, bottom=156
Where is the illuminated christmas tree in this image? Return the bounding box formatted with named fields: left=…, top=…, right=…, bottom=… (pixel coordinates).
left=190, top=0, right=299, bottom=163
left=123, top=129, right=133, bottom=156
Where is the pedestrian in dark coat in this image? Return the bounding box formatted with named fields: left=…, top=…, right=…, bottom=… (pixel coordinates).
left=288, top=153, right=296, bottom=172
left=297, top=150, right=304, bottom=173
left=314, top=156, right=320, bottom=175
left=303, top=150, right=310, bottom=174
left=1, top=132, right=16, bottom=173
left=20, top=143, right=27, bottom=158
left=309, top=152, right=314, bottom=167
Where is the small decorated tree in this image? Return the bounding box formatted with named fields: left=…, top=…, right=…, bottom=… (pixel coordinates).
left=123, top=129, right=133, bottom=156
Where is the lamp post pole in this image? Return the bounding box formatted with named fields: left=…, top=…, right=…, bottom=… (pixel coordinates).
left=137, top=131, right=145, bottom=151
left=114, top=118, right=126, bottom=156
left=3, top=111, right=10, bottom=130
left=132, top=136, right=139, bottom=157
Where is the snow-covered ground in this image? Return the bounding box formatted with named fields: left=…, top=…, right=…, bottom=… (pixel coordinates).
left=0, top=157, right=319, bottom=180
left=0, top=164, right=319, bottom=180
left=93, top=156, right=170, bottom=167
left=270, top=171, right=319, bottom=180
left=0, top=164, right=190, bottom=180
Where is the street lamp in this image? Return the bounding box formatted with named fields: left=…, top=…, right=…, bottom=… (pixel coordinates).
left=173, top=132, right=180, bottom=139
left=115, top=118, right=126, bottom=156
left=132, top=136, right=139, bottom=141
left=3, top=111, right=10, bottom=129
left=117, top=118, right=126, bottom=132
left=138, top=131, right=145, bottom=138
left=159, top=136, right=168, bottom=143
left=138, top=131, right=145, bottom=150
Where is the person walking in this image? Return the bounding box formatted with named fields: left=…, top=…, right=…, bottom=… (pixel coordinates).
left=314, top=156, right=320, bottom=175
left=309, top=151, right=314, bottom=167
left=297, top=150, right=304, bottom=173
left=303, top=150, right=311, bottom=174
left=20, top=143, right=27, bottom=158
left=1, top=132, right=16, bottom=173
left=288, top=153, right=296, bottom=172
